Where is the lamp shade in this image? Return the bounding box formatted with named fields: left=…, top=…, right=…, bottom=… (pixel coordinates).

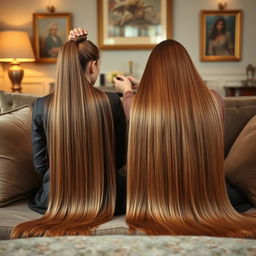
left=0, top=31, right=35, bottom=62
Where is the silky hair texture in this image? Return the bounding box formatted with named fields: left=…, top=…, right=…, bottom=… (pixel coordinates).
left=11, top=39, right=116, bottom=238
left=126, top=39, right=256, bottom=238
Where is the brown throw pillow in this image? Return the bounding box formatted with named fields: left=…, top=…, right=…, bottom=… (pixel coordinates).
left=225, top=115, right=256, bottom=206
left=0, top=106, right=42, bottom=207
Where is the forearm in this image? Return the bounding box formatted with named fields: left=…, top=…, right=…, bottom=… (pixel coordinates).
left=122, top=91, right=134, bottom=120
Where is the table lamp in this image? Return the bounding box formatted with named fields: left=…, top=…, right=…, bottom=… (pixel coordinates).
left=0, top=31, right=35, bottom=93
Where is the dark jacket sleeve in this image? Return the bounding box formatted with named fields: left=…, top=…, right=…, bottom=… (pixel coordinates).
left=106, top=92, right=127, bottom=170
left=106, top=92, right=127, bottom=215
left=32, top=97, right=49, bottom=175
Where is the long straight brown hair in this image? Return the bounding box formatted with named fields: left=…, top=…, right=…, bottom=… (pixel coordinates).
left=126, top=39, right=256, bottom=238
left=11, top=38, right=116, bottom=238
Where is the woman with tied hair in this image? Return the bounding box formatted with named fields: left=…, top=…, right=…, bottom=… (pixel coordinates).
left=114, top=39, right=256, bottom=238
left=10, top=33, right=126, bottom=238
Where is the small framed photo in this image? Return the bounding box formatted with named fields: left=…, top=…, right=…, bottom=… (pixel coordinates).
left=33, top=13, right=72, bottom=63
left=98, top=0, right=172, bottom=50
left=200, top=10, right=242, bottom=61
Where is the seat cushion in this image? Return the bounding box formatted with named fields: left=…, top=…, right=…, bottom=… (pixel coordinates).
left=1, top=200, right=255, bottom=240
left=0, top=200, right=41, bottom=240
left=0, top=106, right=42, bottom=207
left=0, top=200, right=129, bottom=240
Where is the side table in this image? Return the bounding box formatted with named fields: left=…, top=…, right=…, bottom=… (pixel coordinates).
left=224, top=86, right=256, bottom=97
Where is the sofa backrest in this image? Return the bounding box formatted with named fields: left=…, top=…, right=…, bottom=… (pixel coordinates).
left=0, top=90, right=38, bottom=114
left=224, top=96, right=256, bottom=156
left=1, top=90, right=256, bottom=157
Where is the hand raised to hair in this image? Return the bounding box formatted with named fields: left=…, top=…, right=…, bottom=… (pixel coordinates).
left=68, top=28, right=88, bottom=40
left=113, top=75, right=132, bottom=95
left=127, top=76, right=140, bottom=89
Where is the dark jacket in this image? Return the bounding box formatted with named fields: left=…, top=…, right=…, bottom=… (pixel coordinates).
left=28, top=92, right=127, bottom=215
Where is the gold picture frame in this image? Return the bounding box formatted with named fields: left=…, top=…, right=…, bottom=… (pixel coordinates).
left=98, top=0, right=172, bottom=50
left=33, top=13, right=72, bottom=63
left=200, top=10, right=242, bottom=61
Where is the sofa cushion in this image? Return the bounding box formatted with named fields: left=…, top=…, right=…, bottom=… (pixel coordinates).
left=224, top=96, right=256, bottom=157
left=1, top=200, right=255, bottom=240
left=225, top=115, right=256, bottom=206
left=0, top=90, right=37, bottom=114
left=0, top=200, right=41, bottom=240
left=0, top=106, right=42, bottom=207
left=0, top=200, right=130, bottom=240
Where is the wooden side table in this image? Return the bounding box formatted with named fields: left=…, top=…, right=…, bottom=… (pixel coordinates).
left=224, top=86, right=256, bottom=97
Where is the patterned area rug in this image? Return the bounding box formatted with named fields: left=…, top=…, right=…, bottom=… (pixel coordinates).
left=0, top=235, right=255, bottom=256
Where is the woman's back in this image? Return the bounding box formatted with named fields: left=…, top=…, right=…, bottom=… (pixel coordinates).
left=11, top=37, right=126, bottom=238
left=29, top=91, right=126, bottom=216
left=126, top=39, right=256, bottom=238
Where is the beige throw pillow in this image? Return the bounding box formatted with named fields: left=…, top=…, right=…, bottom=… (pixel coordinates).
left=0, top=106, right=42, bottom=207
left=225, top=115, right=256, bottom=206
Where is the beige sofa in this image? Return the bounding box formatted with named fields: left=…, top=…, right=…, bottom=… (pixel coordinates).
left=0, top=90, right=255, bottom=245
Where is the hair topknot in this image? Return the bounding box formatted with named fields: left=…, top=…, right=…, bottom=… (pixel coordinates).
left=73, top=35, right=87, bottom=43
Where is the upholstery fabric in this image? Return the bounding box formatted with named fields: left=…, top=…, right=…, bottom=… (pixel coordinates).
left=0, top=90, right=37, bottom=114
left=1, top=200, right=255, bottom=240
left=0, top=200, right=129, bottom=240
left=225, top=115, right=256, bottom=206
left=224, top=96, right=256, bottom=157
left=0, top=106, right=42, bottom=207
left=0, top=92, right=256, bottom=242
left=1, top=235, right=255, bottom=256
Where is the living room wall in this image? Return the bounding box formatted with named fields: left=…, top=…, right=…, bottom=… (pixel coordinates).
left=0, top=0, right=256, bottom=95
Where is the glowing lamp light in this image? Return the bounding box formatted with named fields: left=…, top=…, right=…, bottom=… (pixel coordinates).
left=0, top=31, right=35, bottom=92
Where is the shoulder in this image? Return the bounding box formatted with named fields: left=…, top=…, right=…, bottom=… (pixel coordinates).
left=33, top=94, right=52, bottom=108
left=45, top=36, right=52, bottom=42
left=105, top=92, right=122, bottom=111
left=211, top=90, right=224, bottom=115
left=105, top=92, right=120, bottom=103
left=104, top=92, right=125, bottom=121
left=33, top=94, right=52, bottom=119
left=211, top=90, right=223, bottom=102
left=105, top=91, right=122, bottom=107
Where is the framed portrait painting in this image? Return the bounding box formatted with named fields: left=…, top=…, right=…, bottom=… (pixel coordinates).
left=98, top=0, right=172, bottom=50
left=33, top=13, right=72, bottom=63
left=200, top=10, right=242, bottom=61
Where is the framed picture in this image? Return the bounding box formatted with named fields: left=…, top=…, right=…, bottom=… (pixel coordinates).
left=98, top=0, right=172, bottom=50
left=200, top=10, right=242, bottom=61
left=33, top=13, right=72, bottom=63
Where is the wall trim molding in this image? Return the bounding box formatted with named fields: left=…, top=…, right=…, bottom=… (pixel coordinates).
left=200, top=69, right=246, bottom=77
left=0, top=66, right=248, bottom=96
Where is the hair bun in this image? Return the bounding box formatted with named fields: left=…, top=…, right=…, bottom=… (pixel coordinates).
left=74, top=35, right=87, bottom=43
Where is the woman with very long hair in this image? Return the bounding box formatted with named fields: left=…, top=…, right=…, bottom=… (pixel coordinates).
left=115, top=39, right=256, bottom=238
left=10, top=34, right=126, bottom=238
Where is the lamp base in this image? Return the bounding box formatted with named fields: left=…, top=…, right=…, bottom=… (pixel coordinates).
left=8, top=63, right=24, bottom=93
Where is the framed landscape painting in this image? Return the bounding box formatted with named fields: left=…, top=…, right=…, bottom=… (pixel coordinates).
left=98, top=0, right=172, bottom=50
left=33, top=13, right=71, bottom=63
left=200, top=10, right=242, bottom=61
